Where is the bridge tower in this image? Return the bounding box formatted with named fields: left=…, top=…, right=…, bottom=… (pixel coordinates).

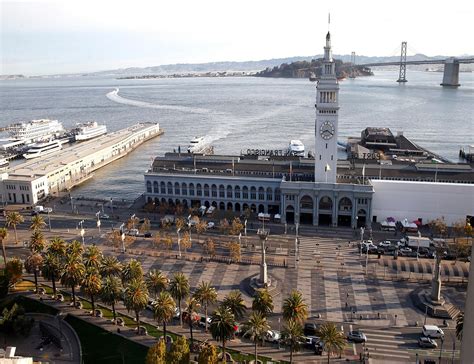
left=349, top=52, right=356, bottom=78
left=397, top=41, right=408, bottom=83
left=440, top=58, right=461, bottom=87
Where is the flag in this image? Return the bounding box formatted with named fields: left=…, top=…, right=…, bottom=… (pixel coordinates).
left=362, top=164, right=366, bottom=178
left=328, top=13, right=330, bottom=25
left=325, top=164, right=331, bottom=172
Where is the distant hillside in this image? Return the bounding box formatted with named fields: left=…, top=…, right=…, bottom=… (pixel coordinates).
left=254, top=58, right=373, bottom=79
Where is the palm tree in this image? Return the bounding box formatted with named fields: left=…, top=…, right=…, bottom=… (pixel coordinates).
left=66, top=240, right=84, bottom=259
left=145, top=269, right=168, bottom=298
left=0, top=227, right=8, bottom=266
left=100, top=276, right=122, bottom=322
left=24, top=252, right=43, bottom=293
left=282, top=290, right=308, bottom=323
left=41, top=252, right=61, bottom=297
left=122, top=258, right=143, bottom=284
left=61, top=255, right=86, bottom=307
left=281, top=319, right=304, bottom=364
left=210, top=306, right=236, bottom=362
left=169, top=272, right=190, bottom=326
left=6, top=211, right=24, bottom=244
left=222, top=290, right=247, bottom=321
left=184, top=296, right=201, bottom=347
left=193, top=281, right=217, bottom=332
left=242, top=312, right=270, bottom=363
left=100, top=255, right=123, bottom=278
left=48, top=237, right=67, bottom=258
left=124, top=278, right=149, bottom=333
left=456, top=312, right=464, bottom=340
left=83, top=245, right=103, bottom=271
left=316, top=322, right=346, bottom=364
left=81, top=268, right=102, bottom=314
left=30, top=215, right=46, bottom=232
left=252, top=289, right=274, bottom=318
left=29, top=231, right=46, bottom=253
left=151, top=291, right=176, bottom=343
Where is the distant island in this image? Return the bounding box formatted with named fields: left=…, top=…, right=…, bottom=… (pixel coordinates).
left=255, top=58, right=373, bottom=79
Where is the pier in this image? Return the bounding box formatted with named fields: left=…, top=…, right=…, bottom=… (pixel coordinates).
left=459, top=146, right=474, bottom=163
left=0, top=123, right=163, bottom=205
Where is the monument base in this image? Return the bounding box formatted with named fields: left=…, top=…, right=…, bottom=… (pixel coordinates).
left=411, top=288, right=461, bottom=320
left=245, top=274, right=280, bottom=297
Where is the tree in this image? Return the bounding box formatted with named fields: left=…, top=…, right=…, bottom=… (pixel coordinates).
left=0, top=303, right=34, bottom=339
left=252, top=289, right=274, bottom=318
left=61, top=255, right=85, bottom=307
left=452, top=220, right=466, bottom=243
left=282, top=290, right=308, bottom=323
left=242, top=312, right=270, bottom=364
left=41, top=252, right=61, bottom=297
left=126, top=216, right=139, bottom=230
left=181, top=231, right=192, bottom=254
left=429, top=218, right=448, bottom=237
left=151, top=291, right=176, bottom=344
left=5, top=258, right=23, bottom=287
left=456, top=312, right=464, bottom=340
left=184, top=296, right=200, bottom=347
left=222, top=290, right=246, bottom=320
left=30, top=215, right=46, bottom=232
left=230, top=218, right=244, bottom=236
left=146, top=339, right=166, bottom=364
left=169, top=272, right=190, bottom=326
left=219, top=218, right=230, bottom=235
left=194, top=281, right=217, bottom=332
left=24, top=253, right=43, bottom=293
left=195, top=220, right=207, bottom=243
left=83, top=245, right=103, bottom=271
left=82, top=268, right=102, bottom=314
left=167, top=335, right=190, bottom=364
left=0, top=228, right=8, bottom=266
left=176, top=217, right=187, bottom=232
left=101, top=276, right=122, bottom=322
left=100, top=255, right=123, bottom=278
left=139, top=218, right=151, bottom=234
left=210, top=306, right=235, bottom=362
left=124, top=278, right=149, bottom=333
left=203, top=238, right=216, bottom=259
left=122, top=258, right=144, bottom=284
left=153, top=232, right=162, bottom=249
left=146, top=269, right=168, bottom=298
left=317, top=322, right=346, bottom=363
left=197, top=342, right=218, bottom=364
left=29, top=231, right=46, bottom=254
left=47, top=237, right=66, bottom=258
left=6, top=212, right=24, bottom=244
left=228, top=242, right=241, bottom=263
left=281, top=319, right=304, bottom=363
left=106, top=230, right=123, bottom=249
left=161, top=234, right=173, bottom=252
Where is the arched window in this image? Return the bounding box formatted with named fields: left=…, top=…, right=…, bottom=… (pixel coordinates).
left=219, top=184, right=225, bottom=198
left=153, top=181, right=158, bottom=193
left=266, top=187, right=273, bottom=201
left=219, top=202, right=225, bottom=210
left=258, top=187, right=265, bottom=200
left=250, top=186, right=257, bottom=200
left=319, top=196, right=333, bottom=210
left=235, top=186, right=241, bottom=199
left=242, top=186, right=249, bottom=199
left=204, top=184, right=210, bottom=197
left=160, top=182, right=166, bottom=194
left=189, top=183, right=195, bottom=196
left=211, top=184, right=217, bottom=198
left=167, top=182, right=173, bottom=194
left=226, top=185, right=233, bottom=198
left=338, top=197, right=353, bottom=212
left=181, top=183, right=187, bottom=196
left=174, top=182, right=180, bottom=195
left=146, top=181, right=152, bottom=193
left=275, top=188, right=281, bottom=201
left=300, top=195, right=313, bottom=209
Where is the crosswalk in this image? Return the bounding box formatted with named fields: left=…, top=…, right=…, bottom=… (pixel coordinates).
left=362, top=328, right=411, bottom=361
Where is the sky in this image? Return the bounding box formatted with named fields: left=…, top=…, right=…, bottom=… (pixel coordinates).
left=1, top=0, right=473, bottom=76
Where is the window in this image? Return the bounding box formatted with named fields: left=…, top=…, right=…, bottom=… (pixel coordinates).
left=211, top=184, right=217, bottom=198
left=146, top=181, right=152, bottom=193
left=153, top=181, right=158, bottom=193
left=160, top=182, right=166, bottom=194
left=181, top=183, right=187, bottom=196
left=258, top=187, right=265, bottom=200
left=226, top=185, right=233, bottom=198
left=250, top=187, right=256, bottom=200
left=167, top=182, right=173, bottom=194
left=219, top=185, right=225, bottom=198
left=266, top=187, right=273, bottom=201
left=242, top=186, right=248, bottom=199
left=196, top=184, right=202, bottom=196
left=189, top=183, right=195, bottom=196
left=174, top=182, right=180, bottom=195
left=204, top=184, right=210, bottom=197
left=235, top=186, right=241, bottom=199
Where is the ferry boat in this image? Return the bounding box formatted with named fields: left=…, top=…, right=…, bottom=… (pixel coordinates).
left=0, top=158, right=9, bottom=169
left=288, top=140, right=305, bottom=157
left=9, top=119, right=64, bottom=143
left=74, top=122, right=107, bottom=141
left=187, top=136, right=207, bottom=153
left=23, top=140, right=62, bottom=159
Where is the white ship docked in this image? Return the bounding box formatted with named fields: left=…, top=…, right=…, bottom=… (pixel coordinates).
left=23, top=140, right=62, bottom=159
left=288, top=140, right=305, bottom=157
left=74, top=122, right=107, bottom=141
left=0, top=158, right=9, bottom=169
left=187, top=136, right=208, bottom=153
left=9, top=119, right=64, bottom=143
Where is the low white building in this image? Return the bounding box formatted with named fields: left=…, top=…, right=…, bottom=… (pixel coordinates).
left=371, top=180, right=474, bottom=225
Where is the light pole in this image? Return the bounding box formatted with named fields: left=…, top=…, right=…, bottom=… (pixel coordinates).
left=130, top=214, right=136, bottom=229
left=70, top=196, right=74, bottom=214
left=47, top=210, right=52, bottom=232
left=244, top=219, right=247, bottom=237
left=120, top=223, right=125, bottom=253
left=177, top=228, right=182, bottom=258
left=79, top=220, right=85, bottom=246
left=96, top=211, right=101, bottom=234
left=110, top=198, right=113, bottom=214
left=365, top=243, right=369, bottom=275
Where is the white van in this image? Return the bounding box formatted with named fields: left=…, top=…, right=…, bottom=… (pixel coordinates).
left=422, top=325, right=444, bottom=338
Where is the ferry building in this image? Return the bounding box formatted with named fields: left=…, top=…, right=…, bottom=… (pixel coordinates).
left=144, top=32, right=375, bottom=228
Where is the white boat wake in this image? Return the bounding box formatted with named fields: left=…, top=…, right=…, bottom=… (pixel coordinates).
left=106, top=88, right=212, bottom=115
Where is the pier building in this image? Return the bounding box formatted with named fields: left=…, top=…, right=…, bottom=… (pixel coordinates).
left=0, top=123, right=161, bottom=205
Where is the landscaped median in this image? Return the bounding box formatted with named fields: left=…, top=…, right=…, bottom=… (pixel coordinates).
left=11, top=279, right=283, bottom=364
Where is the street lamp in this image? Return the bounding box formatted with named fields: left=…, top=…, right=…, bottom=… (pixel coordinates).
left=110, top=198, right=113, bottom=214
left=96, top=211, right=101, bottom=234
left=119, top=223, right=125, bottom=253
left=47, top=210, right=52, bottom=232
left=177, top=228, right=182, bottom=258
left=130, top=214, right=136, bottom=229
left=244, top=219, right=247, bottom=237
left=79, top=220, right=85, bottom=246
left=70, top=196, right=74, bottom=214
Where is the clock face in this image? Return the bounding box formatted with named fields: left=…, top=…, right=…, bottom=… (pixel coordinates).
left=320, top=121, right=335, bottom=140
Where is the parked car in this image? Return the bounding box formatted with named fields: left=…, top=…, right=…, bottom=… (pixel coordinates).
left=422, top=325, right=444, bottom=339
left=127, top=229, right=139, bottom=236
left=99, top=213, right=110, bottom=219
left=304, top=322, right=318, bottom=336
left=399, top=247, right=413, bottom=254
left=304, top=336, right=320, bottom=349
left=143, top=232, right=152, bottom=238
left=173, top=307, right=180, bottom=319
left=207, top=221, right=215, bottom=229
left=42, top=207, right=53, bottom=214
left=418, top=336, right=438, bottom=348
left=378, top=241, right=392, bottom=248
left=198, top=316, right=211, bottom=328
left=347, top=331, right=367, bottom=343
left=264, top=330, right=281, bottom=343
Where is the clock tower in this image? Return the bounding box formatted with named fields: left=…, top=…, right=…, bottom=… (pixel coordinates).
left=314, top=31, right=339, bottom=183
